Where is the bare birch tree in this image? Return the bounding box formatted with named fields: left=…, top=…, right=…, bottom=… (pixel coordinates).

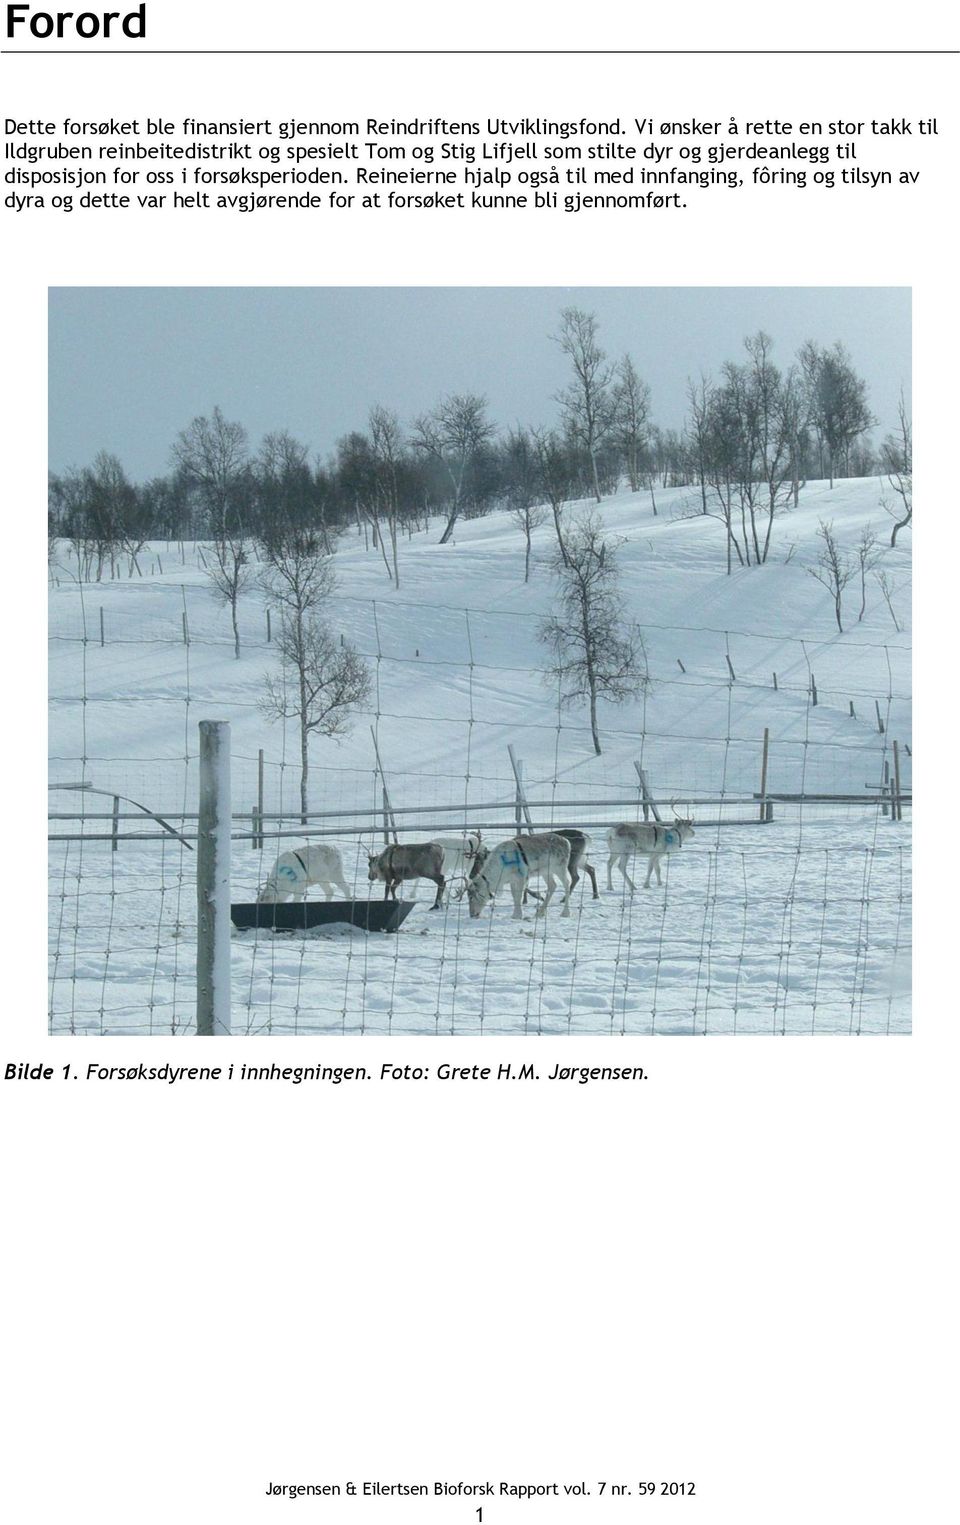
left=612, top=354, right=652, bottom=494
left=553, top=307, right=615, bottom=503
left=173, top=408, right=251, bottom=652
left=808, top=520, right=854, bottom=632
left=503, top=427, right=547, bottom=582
left=881, top=393, right=912, bottom=547
left=532, top=427, right=580, bottom=568
left=411, top=393, right=495, bottom=544
left=261, top=618, right=371, bottom=824
left=539, top=513, right=648, bottom=756
left=258, top=509, right=368, bottom=822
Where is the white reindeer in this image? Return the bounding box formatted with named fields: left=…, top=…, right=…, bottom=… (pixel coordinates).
left=258, top=844, right=351, bottom=903
left=606, top=809, right=695, bottom=892
left=467, top=833, right=572, bottom=920
left=428, top=833, right=483, bottom=898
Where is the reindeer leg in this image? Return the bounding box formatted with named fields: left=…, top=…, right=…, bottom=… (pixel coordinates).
left=586, top=864, right=599, bottom=900
left=510, top=877, right=524, bottom=920
left=536, top=874, right=555, bottom=916
left=560, top=868, right=572, bottom=917
left=606, top=855, right=615, bottom=891
left=621, top=857, right=637, bottom=893
left=430, top=874, right=445, bottom=910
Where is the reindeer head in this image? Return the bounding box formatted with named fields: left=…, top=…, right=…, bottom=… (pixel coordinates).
left=367, top=852, right=385, bottom=883
left=466, top=870, right=493, bottom=919
left=469, top=842, right=490, bottom=878
left=669, top=799, right=695, bottom=840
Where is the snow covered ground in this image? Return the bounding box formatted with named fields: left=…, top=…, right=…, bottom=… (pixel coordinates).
left=48, top=478, right=912, bottom=1035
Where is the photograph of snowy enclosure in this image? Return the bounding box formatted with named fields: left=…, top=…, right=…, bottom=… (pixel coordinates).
left=48, top=289, right=911, bottom=1035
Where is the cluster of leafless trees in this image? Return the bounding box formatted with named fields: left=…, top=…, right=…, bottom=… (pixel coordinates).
left=50, top=307, right=895, bottom=595
left=686, top=334, right=877, bottom=572
left=47, top=307, right=908, bottom=763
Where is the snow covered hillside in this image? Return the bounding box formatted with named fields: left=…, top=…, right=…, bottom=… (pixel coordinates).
left=48, top=478, right=912, bottom=1036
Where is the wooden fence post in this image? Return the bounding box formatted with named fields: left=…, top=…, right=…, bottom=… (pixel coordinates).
left=111, top=795, right=120, bottom=851
left=508, top=745, right=533, bottom=833
left=759, top=728, right=770, bottom=823
left=633, top=762, right=661, bottom=823
left=370, top=727, right=398, bottom=843
left=892, top=740, right=903, bottom=823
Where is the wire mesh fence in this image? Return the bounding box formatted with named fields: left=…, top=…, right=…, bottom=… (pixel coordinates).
left=48, top=548, right=912, bottom=1036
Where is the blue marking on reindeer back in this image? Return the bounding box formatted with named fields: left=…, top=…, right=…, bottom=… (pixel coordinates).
left=664, top=830, right=677, bottom=847
left=278, top=863, right=299, bottom=881
left=499, top=849, right=523, bottom=871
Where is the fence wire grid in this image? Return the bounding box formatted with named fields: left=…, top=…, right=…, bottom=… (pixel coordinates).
left=49, top=546, right=912, bottom=1036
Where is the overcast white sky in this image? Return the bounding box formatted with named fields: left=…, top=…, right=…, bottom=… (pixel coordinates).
left=48, top=286, right=910, bottom=479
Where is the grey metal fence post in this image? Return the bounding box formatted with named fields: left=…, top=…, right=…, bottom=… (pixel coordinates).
left=197, top=720, right=231, bottom=1036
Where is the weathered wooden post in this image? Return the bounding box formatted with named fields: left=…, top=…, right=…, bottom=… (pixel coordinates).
left=99, top=607, right=105, bottom=648
left=892, top=740, right=903, bottom=823
left=111, top=795, right=120, bottom=852
left=633, top=762, right=661, bottom=822
left=197, top=721, right=231, bottom=1036
left=759, top=728, right=770, bottom=823
left=810, top=673, right=818, bottom=707
left=370, top=726, right=398, bottom=843
left=507, top=744, right=533, bottom=833
left=266, top=608, right=272, bottom=644
left=875, top=699, right=885, bottom=734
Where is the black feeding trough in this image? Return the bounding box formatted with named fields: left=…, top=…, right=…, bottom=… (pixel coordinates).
left=230, top=900, right=416, bottom=934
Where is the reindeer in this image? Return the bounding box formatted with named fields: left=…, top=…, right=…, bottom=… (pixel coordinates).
left=467, top=832, right=572, bottom=920
left=556, top=828, right=599, bottom=899
left=428, top=833, right=483, bottom=887
left=606, top=805, right=695, bottom=892
left=367, top=842, right=446, bottom=909
left=258, top=844, right=351, bottom=904
left=469, top=828, right=597, bottom=906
